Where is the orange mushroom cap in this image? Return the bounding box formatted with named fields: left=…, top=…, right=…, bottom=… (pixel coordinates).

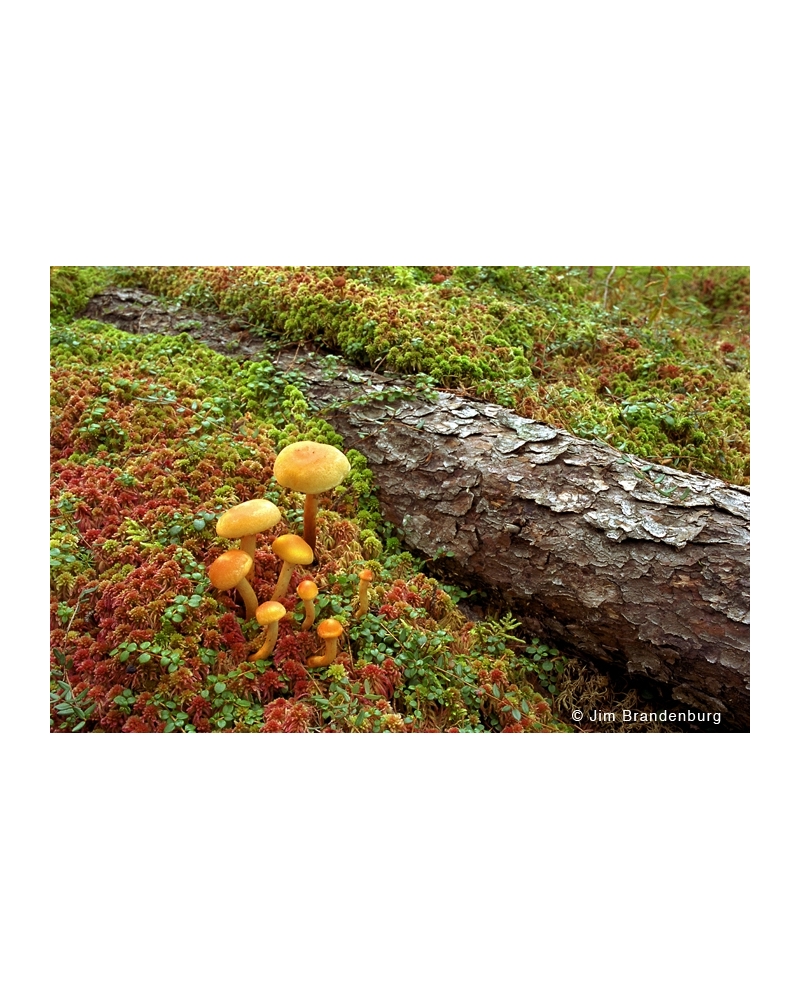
left=317, top=618, right=343, bottom=641
left=208, top=550, right=253, bottom=589
left=272, top=533, right=314, bottom=566
left=216, top=499, right=281, bottom=540
left=297, top=579, right=319, bottom=601
left=256, top=601, right=288, bottom=626
left=273, top=441, right=351, bottom=495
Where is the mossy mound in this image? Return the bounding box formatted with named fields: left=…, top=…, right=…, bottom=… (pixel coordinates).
left=123, top=265, right=749, bottom=484
left=50, top=314, right=574, bottom=733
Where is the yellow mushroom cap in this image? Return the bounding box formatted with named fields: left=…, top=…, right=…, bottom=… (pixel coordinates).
left=272, top=533, right=314, bottom=566
left=255, top=601, right=287, bottom=626
left=208, top=550, right=253, bottom=589
left=273, top=441, right=351, bottom=495
left=216, top=499, right=281, bottom=539
left=297, top=579, right=319, bottom=601
left=317, top=618, right=343, bottom=641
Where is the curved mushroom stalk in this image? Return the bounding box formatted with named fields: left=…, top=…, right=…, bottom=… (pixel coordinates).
left=249, top=601, right=287, bottom=662
left=307, top=619, right=344, bottom=669
left=297, top=579, right=319, bottom=631
left=355, top=568, right=374, bottom=619
left=207, top=550, right=257, bottom=621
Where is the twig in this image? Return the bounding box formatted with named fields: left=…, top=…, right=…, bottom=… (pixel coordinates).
left=603, top=266, right=617, bottom=309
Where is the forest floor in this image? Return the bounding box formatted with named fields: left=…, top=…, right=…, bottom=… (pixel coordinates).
left=50, top=267, right=750, bottom=734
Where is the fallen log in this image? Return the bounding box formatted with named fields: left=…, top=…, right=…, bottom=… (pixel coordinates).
left=83, top=288, right=751, bottom=729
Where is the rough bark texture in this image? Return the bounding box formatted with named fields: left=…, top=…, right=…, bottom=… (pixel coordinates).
left=82, top=288, right=751, bottom=729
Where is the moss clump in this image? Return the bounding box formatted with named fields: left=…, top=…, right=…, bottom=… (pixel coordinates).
left=123, top=265, right=749, bottom=484
left=50, top=266, right=132, bottom=323
left=50, top=312, right=573, bottom=733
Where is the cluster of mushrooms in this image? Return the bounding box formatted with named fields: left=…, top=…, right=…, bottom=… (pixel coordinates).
left=205, top=441, right=374, bottom=668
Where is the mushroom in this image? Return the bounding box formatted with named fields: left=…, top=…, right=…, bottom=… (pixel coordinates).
left=207, top=550, right=257, bottom=621
left=355, top=568, right=374, bottom=619
left=272, top=441, right=351, bottom=554
left=270, top=533, right=314, bottom=600
left=296, top=579, right=319, bottom=631
left=248, top=601, right=287, bottom=662
left=307, top=618, right=344, bottom=669
left=216, top=498, right=281, bottom=577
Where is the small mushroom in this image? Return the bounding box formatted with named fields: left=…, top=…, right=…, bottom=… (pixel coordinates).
left=270, top=533, right=314, bottom=600
left=216, top=499, right=281, bottom=577
left=296, top=579, right=319, bottom=631
left=307, top=618, right=344, bottom=669
left=207, top=550, right=257, bottom=621
left=354, top=568, right=374, bottom=619
left=272, top=441, right=351, bottom=554
left=248, top=601, right=287, bottom=662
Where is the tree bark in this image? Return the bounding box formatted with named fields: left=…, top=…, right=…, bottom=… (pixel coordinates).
left=82, top=288, right=751, bottom=729
left=276, top=353, right=750, bottom=730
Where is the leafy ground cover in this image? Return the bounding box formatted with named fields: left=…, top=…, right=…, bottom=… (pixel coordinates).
left=49, top=266, right=749, bottom=733
left=124, top=264, right=749, bottom=484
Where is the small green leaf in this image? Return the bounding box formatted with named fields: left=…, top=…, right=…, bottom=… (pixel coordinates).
left=138, top=653, right=151, bottom=664
left=192, top=518, right=206, bottom=531
left=214, top=682, right=226, bottom=694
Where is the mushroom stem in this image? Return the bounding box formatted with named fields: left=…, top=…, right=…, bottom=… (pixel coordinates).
left=296, top=580, right=319, bottom=632
left=236, top=578, right=258, bottom=621
left=307, top=619, right=344, bottom=668
left=241, top=535, right=257, bottom=580
left=271, top=561, right=295, bottom=600
left=301, top=601, right=315, bottom=631
left=308, top=636, right=339, bottom=669
left=240, top=535, right=257, bottom=560
left=355, top=569, right=373, bottom=618
left=249, top=622, right=280, bottom=662
left=303, top=493, right=319, bottom=553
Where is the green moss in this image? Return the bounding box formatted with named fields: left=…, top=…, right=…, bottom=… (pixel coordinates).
left=51, top=308, right=578, bottom=733
left=50, top=265, right=750, bottom=734
left=50, top=266, right=133, bottom=323
left=123, top=265, right=749, bottom=483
